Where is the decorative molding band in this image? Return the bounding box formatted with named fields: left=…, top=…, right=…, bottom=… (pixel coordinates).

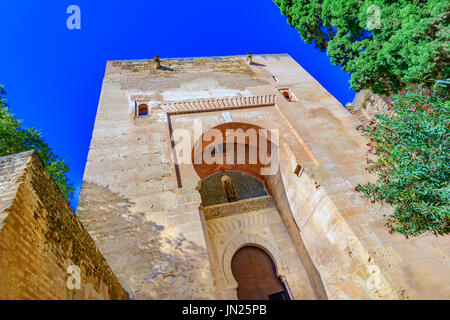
left=162, top=95, right=276, bottom=115
left=202, top=195, right=275, bottom=220
left=206, top=211, right=275, bottom=236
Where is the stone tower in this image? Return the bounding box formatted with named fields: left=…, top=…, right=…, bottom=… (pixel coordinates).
left=77, top=54, right=450, bottom=300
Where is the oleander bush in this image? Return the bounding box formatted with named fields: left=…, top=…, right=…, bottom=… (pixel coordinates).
left=357, top=84, right=449, bottom=237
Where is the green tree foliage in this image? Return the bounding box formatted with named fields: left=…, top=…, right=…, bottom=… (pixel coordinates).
left=357, top=85, right=449, bottom=237
left=0, top=85, right=74, bottom=202
left=274, top=0, right=449, bottom=94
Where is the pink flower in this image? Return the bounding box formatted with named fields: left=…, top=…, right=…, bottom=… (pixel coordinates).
left=387, top=104, right=392, bottom=110
left=412, top=106, right=417, bottom=112
left=397, top=137, right=402, bottom=141
left=367, top=148, right=371, bottom=152
left=422, top=104, right=429, bottom=109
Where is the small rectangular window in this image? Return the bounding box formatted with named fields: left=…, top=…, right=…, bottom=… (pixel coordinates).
left=137, top=103, right=149, bottom=116
left=278, top=88, right=298, bottom=102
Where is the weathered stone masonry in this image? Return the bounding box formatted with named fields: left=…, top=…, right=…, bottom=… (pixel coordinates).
left=76, top=54, right=449, bottom=300
left=0, top=151, right=128, bottom=300
left=2, top=55, right=448, bottom=300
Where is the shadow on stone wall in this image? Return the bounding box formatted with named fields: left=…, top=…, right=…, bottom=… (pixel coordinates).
left=77, top=182, right=215, bottom=299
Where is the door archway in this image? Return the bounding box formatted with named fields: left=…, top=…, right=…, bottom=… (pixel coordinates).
left=231, top=246, right=290, bottom=300
left=190, top=121, right=327, bottom=300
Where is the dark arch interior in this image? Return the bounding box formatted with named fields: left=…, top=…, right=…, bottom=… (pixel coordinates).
left=199, top=171, right=267, bottom=207
left=231, top=246, right=289, bottom=300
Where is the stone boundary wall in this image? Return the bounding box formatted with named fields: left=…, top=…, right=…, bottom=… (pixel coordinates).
left=0, top=151, right=128, bottom=300
left=348, top=90, right=393, bottom=127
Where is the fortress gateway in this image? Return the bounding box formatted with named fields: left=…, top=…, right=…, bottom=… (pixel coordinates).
left=75, top=54, right=449, bottom=300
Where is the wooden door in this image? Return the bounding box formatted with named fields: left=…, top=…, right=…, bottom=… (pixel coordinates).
left=231, top=246, right=289, bottom=300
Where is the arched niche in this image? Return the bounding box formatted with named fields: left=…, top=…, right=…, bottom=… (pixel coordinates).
left=222, top=233, right=288, bottom=290
left=191, top=122, right=279, bottom=181
left=199, top=171, right=268, bottom=207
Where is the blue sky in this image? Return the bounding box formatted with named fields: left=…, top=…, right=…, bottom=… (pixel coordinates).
left=0, top=1, right=355, bottom=209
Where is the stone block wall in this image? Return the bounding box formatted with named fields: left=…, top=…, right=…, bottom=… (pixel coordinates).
left=0, top=151, right=128, bottom=300
left=77, top=54, right=450, bottom=300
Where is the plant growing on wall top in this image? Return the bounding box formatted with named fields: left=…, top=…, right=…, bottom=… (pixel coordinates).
left=0, top=85, right=74, bottom=202
left=357, top=84, right=449, bottom=237
left=273, top=0, right=449, bottom=95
